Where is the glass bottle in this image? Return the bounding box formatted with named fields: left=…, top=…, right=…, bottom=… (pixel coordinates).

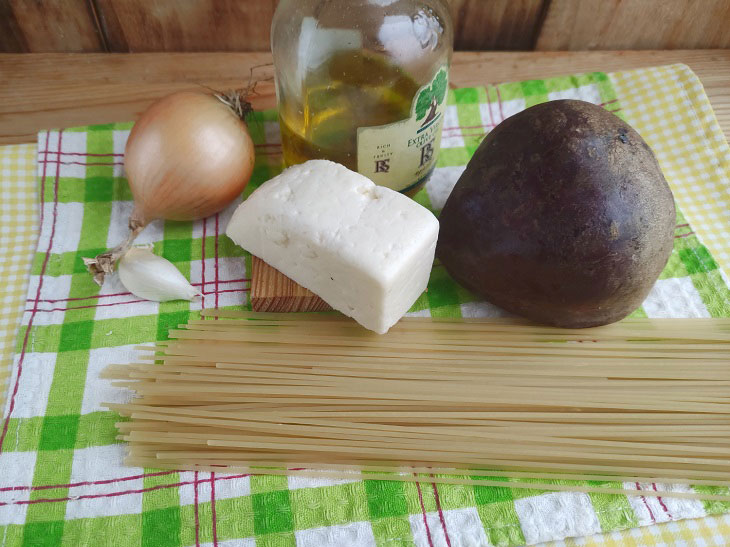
left=271, top=0, right=453, bottom=195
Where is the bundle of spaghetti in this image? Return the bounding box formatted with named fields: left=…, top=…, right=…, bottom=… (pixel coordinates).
left=106, top=310, right=730, bottom=501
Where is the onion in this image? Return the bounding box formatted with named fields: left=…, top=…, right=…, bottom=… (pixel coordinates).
left=85, top=90, right=255, bottom=285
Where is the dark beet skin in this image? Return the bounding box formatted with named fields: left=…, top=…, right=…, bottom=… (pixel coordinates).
left=437, top=99, right=676, bottom=328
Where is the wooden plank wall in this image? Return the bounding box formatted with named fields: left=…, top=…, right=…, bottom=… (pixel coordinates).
left=536, top=0, right=730, bottom=50
left=2, top=0, right=729, bottom=53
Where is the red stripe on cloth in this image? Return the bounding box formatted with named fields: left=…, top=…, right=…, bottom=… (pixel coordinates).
left=495, top=85, right=505, bottom=122
left=484, top=91, right=496, bottom=130
left=0, top=474, right=250, bottom=507
left=651, top=483, right=673, bottom=519
left=415, top=477, right=435, bottom=547
left=199, top=279, right=249, bottom=287
left=202, top=216, right=207, bottom=308
left=0, top=470, right=177, bottom=493
left=197, top=222, right=207, bottom=543
left=600, top=99, right=620, bottom=107
left=26, top=298, right=149, bottom=313
left=675, top=231, right=695, bottom=239
left=209, top=217, right=222, bottom=547
left=431, top=479, right=452, bottom=547
left=44, top=159, right=124, bottom=167
left=30, top=279, right=250, bottom=304
left=442, top=122, right=496, bottom=132
left=194, top=471, right=201, bottom=547
left=59, top=151, right=124, bottom=158
left=214, top=213, right=220, bottom=309
left=32, top=291, right=137, bottom=303
left=25, top=288, right=250, bottom=313
left=207, top=287, right=249, bottom=295
left=676, top=223, right=690, bottom=228
left=0, top=130, right=62, bottom=455
left=635, top=482, right=656, bottom=522
left=211, top=472, right=219, bottom=547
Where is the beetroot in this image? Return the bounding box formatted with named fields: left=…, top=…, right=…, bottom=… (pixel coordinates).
left=437, top=99, right=675, bottom=328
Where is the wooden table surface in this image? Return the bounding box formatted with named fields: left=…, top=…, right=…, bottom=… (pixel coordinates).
left=1, top=50, right=729, bottom=145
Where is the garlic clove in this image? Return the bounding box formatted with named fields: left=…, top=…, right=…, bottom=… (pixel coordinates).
left=118, top=247, right=202, bottom=302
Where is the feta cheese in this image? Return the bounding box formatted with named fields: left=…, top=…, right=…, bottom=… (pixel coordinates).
left=226, top=160, right=439, bottom=333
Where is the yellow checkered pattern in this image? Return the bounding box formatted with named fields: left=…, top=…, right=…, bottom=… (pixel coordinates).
left=611, top=64, right=730, bottom=279
left=545, top=513, right=730, bottom=546
left=0, top=144, right=38, bottom=413
left=1, top=63, right=730, bottom=545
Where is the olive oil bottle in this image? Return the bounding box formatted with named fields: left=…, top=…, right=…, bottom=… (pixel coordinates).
left=271, top=0, right=453, bottom=195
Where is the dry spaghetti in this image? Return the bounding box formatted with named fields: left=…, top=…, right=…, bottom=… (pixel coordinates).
left=106, top=310, right=730, bottom=501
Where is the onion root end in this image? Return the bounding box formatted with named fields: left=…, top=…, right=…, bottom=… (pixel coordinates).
left=215, top=90, right=253, bottom=121
left=83, top=218, right=147, bottom=286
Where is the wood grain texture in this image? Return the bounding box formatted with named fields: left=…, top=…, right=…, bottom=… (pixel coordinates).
left=0, top=0, right=104, bottom=53
left=2, top=50, right=729, bottom=145
left=0, top=0, right=546, bottom=53
left=449, top=0, right=547, bottom=50
left=536, top=0, right=730, bottom=51
left=93, top=0, right=278, bottom=52
left=5, top=0, right=729, bottom=53
left=0, top=53, right=276, bottom=145
left=251, top=256, right=330, bottom=312
left=0, top=1, right=27, bottom=52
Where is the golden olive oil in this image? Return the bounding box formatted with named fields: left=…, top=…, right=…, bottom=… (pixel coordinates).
left=279, top=51, right=419, bottom=172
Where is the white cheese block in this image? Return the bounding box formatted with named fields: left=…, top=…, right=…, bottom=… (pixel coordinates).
left=226, top=160, right=439, bottom=333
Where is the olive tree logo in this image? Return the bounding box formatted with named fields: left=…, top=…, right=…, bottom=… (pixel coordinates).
left=415, top=69, right=447, bottom=127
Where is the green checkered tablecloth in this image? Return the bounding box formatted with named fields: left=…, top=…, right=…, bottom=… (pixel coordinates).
left=2, top=67, right=730, bottom=547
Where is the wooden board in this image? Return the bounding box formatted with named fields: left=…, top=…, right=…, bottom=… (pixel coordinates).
left=4, top=0, right=730, bottom=53
left=250, top=255, right=330, bottom=312
left=535, top=0, right=730, bottom=51
left=0, top=1, right=548, bottom=53
left=95, top=0, right=546, bottom=53
left=93, top=0, right=278, bottom=52
left=448, top=0, right=547, bottom=51
left=2, top=50, right=729, bottom=145
left=0, top=0, right=104, bottom=53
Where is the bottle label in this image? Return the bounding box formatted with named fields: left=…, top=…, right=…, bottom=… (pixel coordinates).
left=357, top=67, right=448, bottom=192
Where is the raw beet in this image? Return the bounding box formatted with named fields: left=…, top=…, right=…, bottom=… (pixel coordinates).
left=437, top=99, right=676, bottom=328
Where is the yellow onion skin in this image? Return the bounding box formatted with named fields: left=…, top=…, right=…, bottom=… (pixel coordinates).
left=124, top=91, right=255, bottom=223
